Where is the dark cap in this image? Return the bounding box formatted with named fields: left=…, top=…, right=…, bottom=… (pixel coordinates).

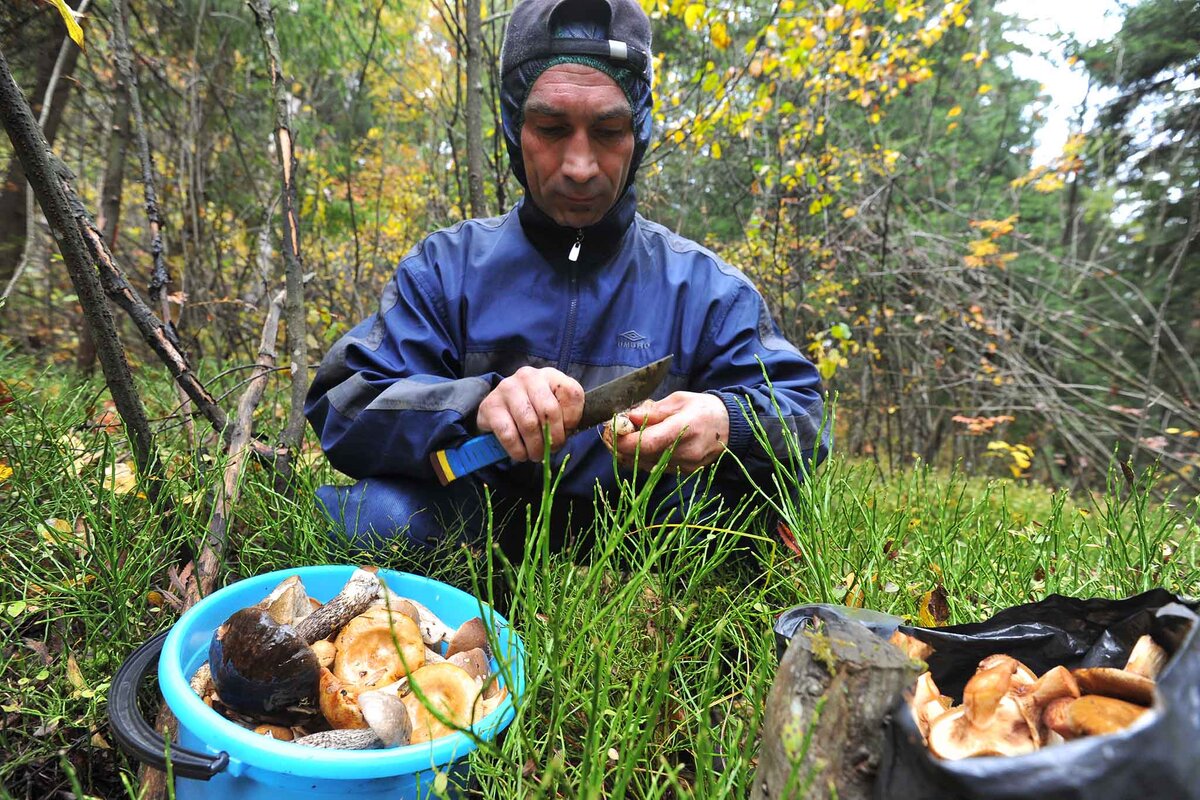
left=500, top=0, right=653, bottom=86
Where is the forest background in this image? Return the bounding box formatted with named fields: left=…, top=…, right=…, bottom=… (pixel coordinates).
left=2, top=0, right=1198, bottom=494
left=0, top=0, right=1197, bottom=796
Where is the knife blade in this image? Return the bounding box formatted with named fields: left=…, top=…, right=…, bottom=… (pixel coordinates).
left=430, top=355, right=673, bottom=485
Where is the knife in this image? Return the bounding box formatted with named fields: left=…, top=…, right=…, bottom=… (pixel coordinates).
left=430, top=355, right=673, bottom=485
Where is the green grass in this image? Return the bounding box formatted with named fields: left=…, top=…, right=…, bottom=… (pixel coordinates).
left=0, top=366, right=1197, bottom=798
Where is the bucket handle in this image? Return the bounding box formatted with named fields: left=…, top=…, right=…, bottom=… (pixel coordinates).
left=108, top=630, right=230, bottom=780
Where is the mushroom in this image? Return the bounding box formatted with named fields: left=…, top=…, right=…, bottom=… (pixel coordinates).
left=889, top=630, right=934, bottom=664
left=926, top=664, right=1036, bottom=759
left=446, top=617, right=489, bottom=658
left=1124, top=635, right=1167, bottom=680
left=600, top=413, right=635, bottom=450
left=358, top=689, right=412, bottom=746
left=257, top=575, right=312, bottom=626
left=975, top=654, right=1037, bottom=688
left=446, top=647, right=490, bottom=682
left=908, top=671, right=952, bottom=741
left=310, top=639, right=337, bottom=669
left=1071, top=667, right=1155, bottom=706
left=318, top=667, right=369, bottom=729
left=1066, top=695, right=1149, bottom=736
left=1010, top=666, right=1080, bottom=746
left=209, top=568, right=381, bottom=716
left=402, top=599, right=454, bottom=647
left=1042, top=696, right=1076, bottom=740
left=332, top=610, right=425, bottom=686
left=401, top=662, right=482, bottom=744
left=252, top=723, right=295, bottom=741
left=293, top=729, right=384, bottom=750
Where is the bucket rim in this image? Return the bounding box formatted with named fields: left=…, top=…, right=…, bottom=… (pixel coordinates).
left=160, top=565, right=524, bottom=780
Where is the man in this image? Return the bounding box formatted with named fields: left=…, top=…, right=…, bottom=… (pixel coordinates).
left=304, top=0, right=829, bottom=551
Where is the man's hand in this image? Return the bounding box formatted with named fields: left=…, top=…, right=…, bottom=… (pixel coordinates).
left=476, top=367, right=585, bottom=462
left=611, top=391, right=730, bottom=473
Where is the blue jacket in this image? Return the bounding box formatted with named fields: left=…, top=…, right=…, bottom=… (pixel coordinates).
left=305, top=194, right=829, bottom=508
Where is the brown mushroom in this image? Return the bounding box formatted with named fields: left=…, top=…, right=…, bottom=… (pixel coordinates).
left=332, top=611, right=425, bottom=687
left=889, top=630, right=934, bottom=664
left=401, top=663, right=481, bottom=744
left=1066, top=695, right=1149, bottom=736
left=252, top=723, right=295, bottom=741
left=1042, top=696, right=1076, bottom=740
left=1124, top=635, right=1167, bottom=680
left=975, top=654, right=1036, bottom=688
left=909, top=671, right=952, bottom=741
left=446, top=617, right=489, bottom=658
left=318, top=667, right=369, bottom=729
left=1011, top=666, right=1080, bottom=746
left=926, top=664, right=1036, bottom=759
left=1072, top=667, right=1155, bottom=706
left=358, top=689, right=413, bottom=747
left=310, top=639, right=337, bottom=669
left=447, top=647, right=490, bottom=682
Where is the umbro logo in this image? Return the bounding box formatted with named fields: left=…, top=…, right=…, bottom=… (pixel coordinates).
left=617, top=330, right=651, bottom=349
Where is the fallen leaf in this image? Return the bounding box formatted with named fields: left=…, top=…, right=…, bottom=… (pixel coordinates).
left=66, top=653, right=87, bottom=692
left=90, top=731, right=111, bottom=749
left=101, top=461, right=140, bottom=496
left=918, top=585, right=950, bottom=627
left=0, top=462, right=12, bottom=482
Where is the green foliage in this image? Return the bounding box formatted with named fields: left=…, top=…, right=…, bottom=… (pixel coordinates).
left=1, top=363, right=1196, bottom=797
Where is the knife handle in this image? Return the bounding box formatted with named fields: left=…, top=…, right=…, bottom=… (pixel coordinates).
left=430, top=434, right=509, bottom=486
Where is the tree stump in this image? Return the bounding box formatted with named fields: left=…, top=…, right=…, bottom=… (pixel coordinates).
left=752, top=615, right=920, bottom=800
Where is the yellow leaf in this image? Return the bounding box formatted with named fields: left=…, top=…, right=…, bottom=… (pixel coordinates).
left=683, top=3, right=705, bottom=29
left=711, top=141, right=722, bottom=159
left=711, top=21, right=731, bottom=50
left=37, top=517, right=75, bottom=544
left=66, top=653, right=88, bottom=692
left=49, top=0, right=85, bottom=49
left=102, top=461, right=139, bottom=496
left=842, top=207, right=857, bottom=219
left=917, top=586, right=950, bottom=627
left=946, top=105, right=962, bottom=118
left=0, top=463, right=11, bottom=482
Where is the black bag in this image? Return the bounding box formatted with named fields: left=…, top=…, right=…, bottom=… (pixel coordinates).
left=773, top=590, right=1200, bottom=800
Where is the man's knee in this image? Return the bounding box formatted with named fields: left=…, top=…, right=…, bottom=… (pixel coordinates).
left=315, top=478, right=483, bottom=549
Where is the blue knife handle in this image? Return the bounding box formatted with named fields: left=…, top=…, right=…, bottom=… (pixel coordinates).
left=430, top=434, right=510, bottom=485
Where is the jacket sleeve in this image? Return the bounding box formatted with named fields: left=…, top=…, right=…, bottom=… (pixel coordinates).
left=697, top=282, right=831, bottom=485
left=304, top=254, right=499, bottom=481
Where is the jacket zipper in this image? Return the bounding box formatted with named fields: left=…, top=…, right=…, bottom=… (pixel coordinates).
left=558, top=269, right=579, bottom=372
left=557, top=230, right=583, bottom=370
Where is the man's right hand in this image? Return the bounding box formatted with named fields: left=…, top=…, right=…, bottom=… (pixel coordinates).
left=476, top=367, right=584, bottom=462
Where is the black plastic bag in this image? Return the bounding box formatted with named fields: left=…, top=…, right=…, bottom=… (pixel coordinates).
left=773, top=590, right=1200, bottom=800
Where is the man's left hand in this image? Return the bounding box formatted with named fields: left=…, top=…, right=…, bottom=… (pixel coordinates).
left=611, top=391, right=730, bottom=473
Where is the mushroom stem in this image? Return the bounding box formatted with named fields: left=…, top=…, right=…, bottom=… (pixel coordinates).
left=293, top=728, right=383, bottom=749
left=294, top=568, right=381, bottom=644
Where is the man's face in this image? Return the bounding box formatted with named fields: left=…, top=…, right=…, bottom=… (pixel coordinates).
left=520, top=63, right=635, bottom=229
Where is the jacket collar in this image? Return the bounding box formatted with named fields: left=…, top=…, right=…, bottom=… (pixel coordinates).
left=517, top=187, right=637, bottom=270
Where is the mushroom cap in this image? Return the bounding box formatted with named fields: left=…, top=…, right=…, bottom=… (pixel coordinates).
left=318, top=667, right=369, bottom=729
left=889, top=630, right=935, bottom=664
left=209, top=607, right=319, bottom=717
left=1124, top=635, right=1168, bottom=680
left=358, top=689, right=413, bottom=747
left=1067, top=695, right=1149, bottom=736
left=333, top=611, right=425, bottom=687
left=401, top=662, right=482, bottom=744
left=252, top=723, right=295, bottom=741
left=447, top=647, right=491, bottom=681
left=926, top=696, right=1036, bottom=759
left=1072, top=667, right=1155, bottom=706
left=310, top=639, right=337, bottom=669
left=963, top=663, right=1014, bottom=727
left=909, top=671, right=951, bottom=741
left=976, top=654, right=1037, bottom=687
left=1042, top=696, right=1076, bottom=740
left=1012, top=666, right=1080, bottom=746
left=257, top=575, right=312, bottom=626
left=446, top=617, right=489, bottom=658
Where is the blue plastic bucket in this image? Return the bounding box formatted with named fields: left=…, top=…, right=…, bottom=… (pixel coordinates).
left=109, top=565, right=525, bottom=799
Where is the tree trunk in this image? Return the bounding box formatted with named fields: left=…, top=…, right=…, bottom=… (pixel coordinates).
left=249, top=0, right=308, bottom=457
left=78, top=81, right=131, bottom=373
left=0, top=44, right=157, bottom=479
left=752, top=616, right=919, bottom=800
left=0, top=0, right=81, bottom=284
left=465, top=0, right=486, bottom=217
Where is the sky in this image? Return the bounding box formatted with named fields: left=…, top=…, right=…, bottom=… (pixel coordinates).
left=994, top=0, right=1125, bottom=164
